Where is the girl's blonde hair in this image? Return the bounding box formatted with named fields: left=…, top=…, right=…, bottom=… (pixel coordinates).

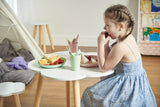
left=104, top=4, right=135, bottom=40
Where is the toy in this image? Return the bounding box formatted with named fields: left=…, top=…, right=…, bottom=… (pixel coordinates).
left=7, top=56, right=28, bottom=70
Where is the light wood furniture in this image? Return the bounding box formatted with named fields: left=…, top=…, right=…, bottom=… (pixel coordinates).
left=28, top=60, right=86, bottom=107
left=28, top=51, right=114, bottom=107
left=0, top=82, right=25, bottom=107
left=32, top=23, right=55, bottom=53
left=137, top=0, right=160, bottom=55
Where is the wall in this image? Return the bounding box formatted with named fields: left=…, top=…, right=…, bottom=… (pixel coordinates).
left=17, top=0, right=138, bottom=47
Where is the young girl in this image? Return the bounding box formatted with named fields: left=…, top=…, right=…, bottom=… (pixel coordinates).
left=81, top=4, right=157, bottom=107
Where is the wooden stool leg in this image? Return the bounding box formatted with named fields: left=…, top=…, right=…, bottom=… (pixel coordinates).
left=46, top=24, right=55, bottom=50
left=33, top=25, right=37, bottom=39
left=66, top=81, right=71, bottom=107
left=0, top=97, right=4, bottom=107
left=41, top=25, right=46, bottom=53
left=39, top=25, right=42, bottom=48
left=13, top=95, right=21, bottom=107
left=73, top=80, right=80, bottom=107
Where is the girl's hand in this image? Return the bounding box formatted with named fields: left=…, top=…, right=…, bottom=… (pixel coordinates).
left=98, top=31, right=110, bottom=45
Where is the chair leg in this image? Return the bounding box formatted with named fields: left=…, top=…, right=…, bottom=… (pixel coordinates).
left=13, top=95, right=21, bottom=107
left=39, top=25, right=42, bottom=48
left=33, top=25, right=37, bottom=39
left=46, top=24, right=55, bottom=50
left=0, top=97, right=4, bottom=107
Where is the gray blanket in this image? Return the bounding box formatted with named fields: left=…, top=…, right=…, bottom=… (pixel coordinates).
left=0, top=38, right=35, bottom=85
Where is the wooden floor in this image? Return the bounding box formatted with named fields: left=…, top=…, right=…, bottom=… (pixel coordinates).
left=2, top=46, right=160, bottom=107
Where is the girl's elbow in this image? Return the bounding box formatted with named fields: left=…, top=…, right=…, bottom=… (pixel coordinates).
left=99, top=66, right=111, bottom=72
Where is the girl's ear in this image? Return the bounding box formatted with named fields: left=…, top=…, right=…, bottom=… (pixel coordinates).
left=119, top=22, right=125, bottom=31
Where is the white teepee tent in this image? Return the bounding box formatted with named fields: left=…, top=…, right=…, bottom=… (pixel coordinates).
left=0, top=0, right=43, bottom=59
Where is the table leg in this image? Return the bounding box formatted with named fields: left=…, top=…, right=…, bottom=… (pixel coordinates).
left=72, top=82, right=75, bottom=107
left=73, top=80, right=80, bottom=107
left=34, top=72, right=44, bottom=107
left=66, top=81, right=71, bottom=107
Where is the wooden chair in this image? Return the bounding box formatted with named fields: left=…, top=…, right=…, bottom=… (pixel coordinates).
left=0, top=82, right=25, bottom=107
left=32, top=23, right=55, bottom=53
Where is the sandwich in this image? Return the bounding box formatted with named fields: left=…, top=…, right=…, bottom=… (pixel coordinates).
left=91, top=57, right=97, bottom=63
left=81, top=53, right=97, bottom=64
left=81, top=53, right=89, bottom=64
left=39, top=59, right=48, bottom=65
left=44, top=54, right=61, bottom=63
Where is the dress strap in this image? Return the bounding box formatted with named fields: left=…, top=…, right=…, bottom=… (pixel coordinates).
left=123, top=42, right=137, bottom=60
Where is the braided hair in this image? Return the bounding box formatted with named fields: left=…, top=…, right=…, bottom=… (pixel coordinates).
left=104, top=4, right=135, bottom=40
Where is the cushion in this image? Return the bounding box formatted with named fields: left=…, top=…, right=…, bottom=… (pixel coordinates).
left=0, top=38, right=36, bottom=86
left=17, top=48, right=34, bottom=62
left=0, top=62, right=10, bottom=77
left=0, top=69, right=36, bottom=86
left=0, top=38, right=18, bottom=61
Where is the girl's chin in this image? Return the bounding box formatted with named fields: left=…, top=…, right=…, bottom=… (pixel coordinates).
left=110, top=36, right=115, bottom=39
left=110, top=35, right=118, bottom=39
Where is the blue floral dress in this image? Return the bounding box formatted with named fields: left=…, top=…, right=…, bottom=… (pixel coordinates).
left=81, top=43, right=157, bottom=107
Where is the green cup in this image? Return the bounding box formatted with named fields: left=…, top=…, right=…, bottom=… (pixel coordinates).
left=70, top=53, right=81, bottom=71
